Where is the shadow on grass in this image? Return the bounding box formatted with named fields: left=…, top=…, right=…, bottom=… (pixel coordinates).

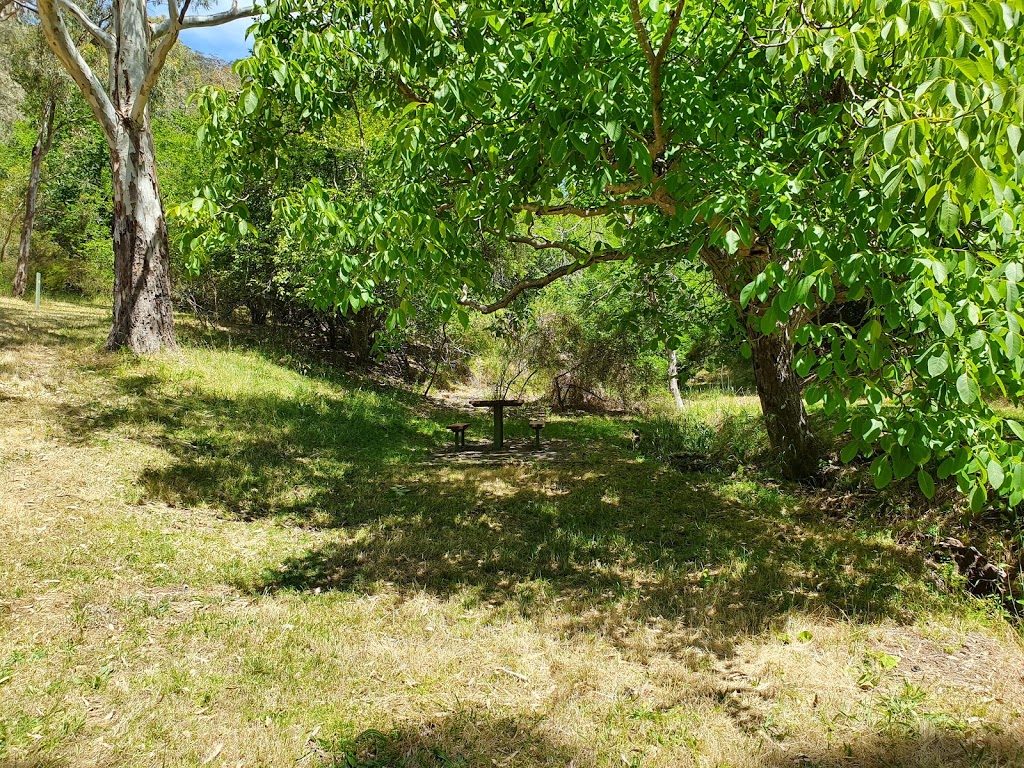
left=89, top=380, right=938, bottom=657
left=303, top=717, right=1024, bottom=768
left=0, top=298, right=110, bottom=351
left=3, top=298, right=947, bottom=660
left=59, top=368, right=939, bottom=658
left=308, top=711, right=582, bottom=768
left=763, top=731, right=1024, bottom=768
left=246, top=455, right=939, bottom=656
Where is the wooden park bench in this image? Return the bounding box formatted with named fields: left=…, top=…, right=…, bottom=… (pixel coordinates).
left=446, top=422, right=470, bottom=447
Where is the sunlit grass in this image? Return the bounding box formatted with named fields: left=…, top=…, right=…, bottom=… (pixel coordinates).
left=1, top=297, right=1023, bottom=768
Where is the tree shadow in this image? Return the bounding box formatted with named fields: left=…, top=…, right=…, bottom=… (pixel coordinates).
left=49, top=350, right=945, bottom=660
left=241, top=452, right=939, bottom=658
left=292, top=711, right=1024, bottom=768
left=764, top=730, right=1024, bottom=768
left=305, top=710, right=588, bottom=767
left=59, top=366, right=447, bottom=519
left=13, top=296, right=948, bottom=661
left=0, top=298, right=110, bottom=352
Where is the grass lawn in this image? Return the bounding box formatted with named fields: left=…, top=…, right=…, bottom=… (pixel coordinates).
left=1, top=296, right=1023, bottom=768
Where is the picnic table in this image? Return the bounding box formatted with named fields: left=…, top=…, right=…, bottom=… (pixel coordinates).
left=469, top=399, right=524, bottom=448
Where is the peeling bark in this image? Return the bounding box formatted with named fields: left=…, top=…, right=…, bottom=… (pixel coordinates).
left=105, top=119, right=176, bottom=352
left=14, top=95, right=55, bottom=298
left=35, top=0, right=252, bottom=353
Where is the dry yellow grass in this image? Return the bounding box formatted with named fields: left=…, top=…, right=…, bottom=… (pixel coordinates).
left=1, top=297, right=1023, bottom=768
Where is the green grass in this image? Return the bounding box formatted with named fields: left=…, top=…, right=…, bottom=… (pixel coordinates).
left=1, top=297, right=1023, bottom=768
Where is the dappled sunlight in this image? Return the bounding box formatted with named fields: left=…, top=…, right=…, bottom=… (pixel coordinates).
left=3, top=299, right=1023, bottom=768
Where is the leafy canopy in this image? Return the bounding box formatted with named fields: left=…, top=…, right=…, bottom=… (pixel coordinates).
left=187, top=0, right=1024, bottom=506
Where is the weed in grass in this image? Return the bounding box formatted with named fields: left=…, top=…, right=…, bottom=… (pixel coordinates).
left=855, top=650, right=901, bottom=690
left=875, top=681, right=930, bottom=734
left=310, top=728, right=469, bottom=768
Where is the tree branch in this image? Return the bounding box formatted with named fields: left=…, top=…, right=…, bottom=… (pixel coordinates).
left=36, top=0, right=117, bottom=141
left=152, top=0, right=253, bottom=38
left=394, top=75, right=428, bottom=104
left=656, top=0, right=687, bottom=64
left=459, top=248, right=631, bottom=314
left=460, top=239, right=691, bottom=315
left=140, top=0, right=251, bottom=123
left=513, top=195, right=660, bottom=218
left=628, top=0, right=657, bottom=67
left=628, top=0, right=669, bottom=161
left=53, top=0, right=111, bottom=49
left=483, top=228, right=587, bottom=260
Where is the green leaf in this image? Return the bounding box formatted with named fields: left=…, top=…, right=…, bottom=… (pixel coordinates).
left=871, top=456, right=893, bottom=489
left=882, top=124, right=902, bottom=153
left=917, top=469, right=936, bottom=499
left=956, top=373, right=979, bottom=405
left=938, top=307, right=956, bottom=337
left=242, top=89, right=259, bottom=115
left=969, top=483, right=987, bottom=514
left=988, top=459, right=1005, bottom=490
left=893, top=448, right=916, bottom=480
left=739, top=280, right=756, bottom=309
left=926, top=353, right=948, bottom=377
left=938, top=192, right=960, bottom=237
left=840, top=441, right=859, bottom=463
left=1008, top=125, right=1022, bottom=156
left=1007, top=419, right=1024, bottom=441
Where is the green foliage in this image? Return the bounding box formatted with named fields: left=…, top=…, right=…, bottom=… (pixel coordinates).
left=188, top=0, right=1024, bottom=502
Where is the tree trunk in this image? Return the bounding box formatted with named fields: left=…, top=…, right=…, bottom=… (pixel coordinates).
left=14, top=96, right=55, bottom=298
left=668, top=348, right=685, bottom=410
left=749, top=328, right=820, bottom=480
left=105, top=118, right=176, bottom=353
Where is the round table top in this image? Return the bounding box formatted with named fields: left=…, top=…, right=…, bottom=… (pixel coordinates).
left=469, top=399, right=524, bottom=407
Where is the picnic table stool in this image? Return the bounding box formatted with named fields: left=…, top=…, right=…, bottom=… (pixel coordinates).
left=529, top=419, right=545, bottom=448
left=446, top=423, right=469, bottom=447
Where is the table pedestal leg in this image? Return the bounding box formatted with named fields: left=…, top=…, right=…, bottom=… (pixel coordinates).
left=494, top=406, right=504, bottom=448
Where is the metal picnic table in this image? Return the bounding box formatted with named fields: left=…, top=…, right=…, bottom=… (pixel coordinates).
left=469, top=399, right=524, bottom=448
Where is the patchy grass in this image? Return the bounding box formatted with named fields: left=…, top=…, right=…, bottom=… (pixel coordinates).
left=1, top=297, right=1023, bottom=768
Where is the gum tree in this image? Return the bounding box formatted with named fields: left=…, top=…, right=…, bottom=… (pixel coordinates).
left=0, top=19, right=77, bottom=297
left=1, top=0, right=254, bottom=351
left=190, top=0, right=1023, bottom=491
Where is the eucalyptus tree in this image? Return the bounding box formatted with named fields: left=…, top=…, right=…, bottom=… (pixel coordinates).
left=1, top=0, right=254, bottom=351
left=190, top=0, right=1024, bottom=494
left=0, top=19, right=77, bottom=297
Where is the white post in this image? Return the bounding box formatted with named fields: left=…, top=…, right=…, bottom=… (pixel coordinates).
left=35, top=272, right=41, bottom=309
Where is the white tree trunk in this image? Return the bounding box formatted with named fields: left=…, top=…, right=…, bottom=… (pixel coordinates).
left=668, top=348, right=685, bottom=410
left=34, top=0, right=251, bottom=352
left=106, top=118, right=176, bottom=352
left=102, top=0, right=176, bottom=351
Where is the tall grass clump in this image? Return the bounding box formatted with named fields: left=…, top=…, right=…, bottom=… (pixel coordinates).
left=633, top=390, right=768, bottom=471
